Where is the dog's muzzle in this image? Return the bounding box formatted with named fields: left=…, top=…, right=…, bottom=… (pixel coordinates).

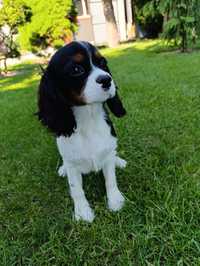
left=96, top=74, right=112, bottom=91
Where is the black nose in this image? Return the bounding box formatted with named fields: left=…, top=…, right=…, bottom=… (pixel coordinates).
left=96, top=74, right=112, bottom=90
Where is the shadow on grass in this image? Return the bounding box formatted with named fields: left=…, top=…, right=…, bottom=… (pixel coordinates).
left=103, top=39, right=198, bottom=61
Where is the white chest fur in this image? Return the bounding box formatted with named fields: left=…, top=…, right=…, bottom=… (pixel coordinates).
left=56, top=104, right=117, bottom=174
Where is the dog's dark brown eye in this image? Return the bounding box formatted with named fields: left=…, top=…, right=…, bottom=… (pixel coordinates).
left=70, top=65, right=85, bottom=77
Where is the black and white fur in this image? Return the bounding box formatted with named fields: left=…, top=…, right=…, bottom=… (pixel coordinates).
left=37, top=41, right=126, bottom=222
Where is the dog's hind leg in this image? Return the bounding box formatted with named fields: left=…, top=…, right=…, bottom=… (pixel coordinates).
left=58, top=164, right=68, bottom=177
left=115, top=156, right=127, bottom=169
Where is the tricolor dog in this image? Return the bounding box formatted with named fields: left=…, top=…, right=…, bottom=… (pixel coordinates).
left=37, top=41, right=127, bottom=222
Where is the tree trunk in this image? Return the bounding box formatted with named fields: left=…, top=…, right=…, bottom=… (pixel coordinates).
left=180, top=28, right=187, bottom=52
left=4, top=57, right=7, bottom=73
left=162, top=11, right=170, bottom=32
left=102, top=0, right=119, bottom=47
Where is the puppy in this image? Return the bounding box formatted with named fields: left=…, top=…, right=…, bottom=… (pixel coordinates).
left=37, top=41, right=126, bottom=222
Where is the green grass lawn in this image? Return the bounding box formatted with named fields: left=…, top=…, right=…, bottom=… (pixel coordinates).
left=1, top=40, right=200, bottom=265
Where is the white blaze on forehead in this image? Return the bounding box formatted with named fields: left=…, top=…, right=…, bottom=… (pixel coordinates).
left=77, top=41, right=116, bottom=104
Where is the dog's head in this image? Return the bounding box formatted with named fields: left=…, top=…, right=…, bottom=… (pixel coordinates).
left=37, top=41, right=126, bottom=136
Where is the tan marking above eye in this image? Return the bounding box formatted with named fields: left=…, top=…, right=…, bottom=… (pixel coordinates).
left=73, top=53, right=85, bottom=62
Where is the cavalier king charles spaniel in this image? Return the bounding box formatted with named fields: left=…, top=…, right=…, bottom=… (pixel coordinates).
left=37, top=41, right=127, bottom=222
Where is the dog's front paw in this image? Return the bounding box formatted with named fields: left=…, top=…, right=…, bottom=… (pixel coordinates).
left=108, top=190, right=125, bottom=212
left=58, top=165, right=67, bottom=177
left=74, top=202, right=95, bottom=223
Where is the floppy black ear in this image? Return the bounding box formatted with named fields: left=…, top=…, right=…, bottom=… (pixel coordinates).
left=104, top=63, right=126, bottom=117
left=106, top=90, right=126, bottom=117
left=37, top=70, right=76, bottom=137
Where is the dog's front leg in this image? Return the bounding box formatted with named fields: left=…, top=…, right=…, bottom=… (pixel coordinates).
left=66, top=167, right=95, bottom=222
left=103, top=158, right=125, bottom=211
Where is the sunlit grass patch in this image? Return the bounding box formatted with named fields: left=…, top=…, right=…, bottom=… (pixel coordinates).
left=0, top=73, right=39, bottom=91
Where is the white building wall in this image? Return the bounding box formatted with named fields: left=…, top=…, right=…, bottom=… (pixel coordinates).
left=88, top=0, right=127, bottom=45
left=89, top=0, right=107, bottom=44
left=116, top=0, right=126, bottom=41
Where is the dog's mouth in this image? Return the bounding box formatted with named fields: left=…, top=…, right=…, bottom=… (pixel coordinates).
left=83, top=86, right=116, bottom=104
